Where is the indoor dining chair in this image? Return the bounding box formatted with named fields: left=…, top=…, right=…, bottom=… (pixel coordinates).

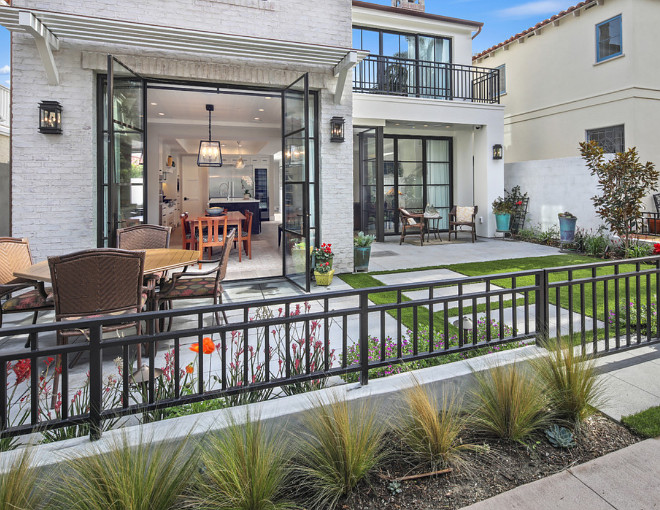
left=48, top=249, right=146, bottom=407
left=196, top=215, right=228, bottom=268
left=0, top=237, right=53, bottom=345
left=234, top=210, right=253, bottom=262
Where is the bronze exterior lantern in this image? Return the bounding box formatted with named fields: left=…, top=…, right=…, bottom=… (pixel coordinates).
left=330, top=116, right=345, bottom=142
left=493, top=144, right=503, bottom=160
left=39, top=101, right=62, bottom=134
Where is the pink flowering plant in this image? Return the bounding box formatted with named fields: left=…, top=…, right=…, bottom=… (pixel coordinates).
left=342, top=318, right=523, bottom=383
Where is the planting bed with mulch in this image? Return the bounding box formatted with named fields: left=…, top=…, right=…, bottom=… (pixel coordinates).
left=340, top=413, right=640, bottom=510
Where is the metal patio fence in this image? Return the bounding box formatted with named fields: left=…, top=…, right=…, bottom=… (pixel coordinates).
left=1, top=256, right=659, bottom=441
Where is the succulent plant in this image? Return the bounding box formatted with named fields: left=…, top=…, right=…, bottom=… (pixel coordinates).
left=545, top=424, right=576, bottom=448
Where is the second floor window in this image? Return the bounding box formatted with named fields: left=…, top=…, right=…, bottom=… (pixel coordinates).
left=496, top=64, right=506, bottom=95
left=586, top=125, right=624, bottom=153
left=352, top=27, right=451, bottom=64
left=596, top=15, right=622, bottom=62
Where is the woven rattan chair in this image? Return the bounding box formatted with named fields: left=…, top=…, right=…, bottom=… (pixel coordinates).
left=0, top=238, right=53, bottom=341
left=155, top=230, right=235, bottom=330
left=48, top=249, right=146, bottom=407
left=117, top=224, right=171, bottom=250
left=448, top=206, right=478, bottom=243
left=399, top=208, right=426, bottom=246
left=234, top=210, right=253, bottom=262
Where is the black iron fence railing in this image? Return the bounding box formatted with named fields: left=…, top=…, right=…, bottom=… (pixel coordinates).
left=1, top=257, right=659, bottom=441
left=635, top=212, right=660, bottom=237
left=353, top=54, right=500, bottom=104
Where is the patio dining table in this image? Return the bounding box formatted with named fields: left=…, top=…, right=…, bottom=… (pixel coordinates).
left=13, top=248, right=201, bottom=284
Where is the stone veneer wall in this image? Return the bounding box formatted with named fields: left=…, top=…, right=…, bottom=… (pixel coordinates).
left=10, top=0, right=355, bottom=272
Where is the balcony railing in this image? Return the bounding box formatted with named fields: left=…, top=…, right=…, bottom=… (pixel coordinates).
left=353, top=54, right=500, bottom=104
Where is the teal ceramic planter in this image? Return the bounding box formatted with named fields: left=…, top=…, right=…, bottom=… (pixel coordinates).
left=354, top=246, right=371, bottom=272
left=559, top=216, right=577, bottom=242
left=495, top=213, right=511, bottom=231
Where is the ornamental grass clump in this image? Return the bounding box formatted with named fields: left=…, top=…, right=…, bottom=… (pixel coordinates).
left=396, top=381, right=476, bottom=470
left=187, top=412, right=296, bottom=510
left=295, top=394, right=387, bottom=509
left=470, top=363, right=550, bottom=443
left=53, top=432, right=197, bottom=510
left=0, top=446, right=43, bottom=510
left=532, top=339, right=605, bottom=427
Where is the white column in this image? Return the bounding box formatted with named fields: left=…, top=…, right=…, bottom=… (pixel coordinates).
left=473, top=123, right=504, bottom=237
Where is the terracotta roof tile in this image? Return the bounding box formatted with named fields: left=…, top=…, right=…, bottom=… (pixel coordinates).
left=472, top=1, right=597, bottom=61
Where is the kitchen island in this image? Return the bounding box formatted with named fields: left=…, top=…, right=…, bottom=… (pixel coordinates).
left=208, top=198, right=261, bottom=234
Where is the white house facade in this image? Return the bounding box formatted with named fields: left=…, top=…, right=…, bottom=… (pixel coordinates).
left=2, top=0, right=504, bottom=289
left=473, top=0, right=660, bottom=229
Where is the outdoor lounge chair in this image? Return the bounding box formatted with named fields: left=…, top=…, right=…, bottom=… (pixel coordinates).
left=48, top=248, right=147, bottom=407
left=155, top=231, right=235, bottom=331
left=448, top=206, right=478, bottom=243
left=399, top=208, right=426, bottom=246
left=0, top=238, right=53, bottom=344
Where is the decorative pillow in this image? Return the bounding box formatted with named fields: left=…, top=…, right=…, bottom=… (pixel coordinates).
left=456, top=206, right=475, bottom=223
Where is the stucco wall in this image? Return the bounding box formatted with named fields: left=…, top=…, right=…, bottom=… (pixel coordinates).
left=10, top=0, right=355, bottom=270
left=476, top=0, right=660, bottom=166
left=504, top=157, right=603, bottom=232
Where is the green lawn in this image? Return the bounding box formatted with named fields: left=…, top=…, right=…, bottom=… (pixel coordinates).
left=339, top=254, right=659, bottom=342
left=622, top=406, right=660, bottom=438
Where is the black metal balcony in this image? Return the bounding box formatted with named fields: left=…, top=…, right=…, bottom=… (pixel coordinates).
left=353, top=54, right=500, bottom=104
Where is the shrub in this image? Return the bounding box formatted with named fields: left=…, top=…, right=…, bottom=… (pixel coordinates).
left=576, top=227, right=610, bottom=258
left=470, top=363, right=550, bottom=442
left=396, top=381, right=476, bottom=469
left=0, top=447, right=43, bottom=510
left=295, top=394, right=387, bottom=509
left=532, top=339, right=605, bottom=426
left=187, top=413, right=296, bottom=510
left=608, top=299, right=657, bottom=336
left=626, top=242, right=653, bottom=259
left=53, top=432, right=197, bottom=510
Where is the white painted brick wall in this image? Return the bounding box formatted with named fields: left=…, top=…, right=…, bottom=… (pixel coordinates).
left=10, top=0, right=355, bottom=269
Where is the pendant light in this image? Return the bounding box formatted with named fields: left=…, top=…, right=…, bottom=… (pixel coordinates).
left=235, top=141, right=245, bottom=169
left=197, top=104, right=223, bottom=167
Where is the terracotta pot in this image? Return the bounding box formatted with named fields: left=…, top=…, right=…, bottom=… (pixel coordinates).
left=648, top=218, right=660, bottom=234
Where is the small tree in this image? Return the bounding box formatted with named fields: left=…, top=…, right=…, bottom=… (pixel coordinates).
left=579, top=141, right=659, bottom=255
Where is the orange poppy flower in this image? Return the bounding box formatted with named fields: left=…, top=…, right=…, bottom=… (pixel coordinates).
left=185, top=364, right=194, bottom=374
left=190, top=337, right=215, bottom=355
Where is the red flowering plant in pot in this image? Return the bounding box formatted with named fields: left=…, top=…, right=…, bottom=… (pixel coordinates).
left=312, top=242, right=335, bottom=285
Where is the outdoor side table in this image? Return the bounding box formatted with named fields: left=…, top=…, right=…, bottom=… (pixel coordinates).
left=424, top=213, right=442, bottom=242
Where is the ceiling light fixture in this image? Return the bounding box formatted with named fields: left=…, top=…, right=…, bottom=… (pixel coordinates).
left=150, top=102, right=158, bottom=106
left=197, top=104, right=223, bottom=167
left=258, top=108, right=265, bottom=112
left=235, top=141, right=245, bottom=169
left=157, top=112, right=165, bottom=116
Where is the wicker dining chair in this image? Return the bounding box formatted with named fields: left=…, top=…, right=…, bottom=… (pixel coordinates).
left=0, top=238, right=53, bottom=341
left=398, top=208, right=426, bottom=246
left=117, top=224, right=171, bottom=250
left=155, top=230, right=235, bottom=330
left=48, top=249, right=146, bottom=407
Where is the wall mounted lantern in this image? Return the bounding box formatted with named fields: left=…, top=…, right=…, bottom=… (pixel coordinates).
left=38, top=101, right=62, bottom=134
left=197, top=104, right=223, bottom=167
left=330, top=116, right=345, bottom=142
left=493, top=144, right=503, bottom=160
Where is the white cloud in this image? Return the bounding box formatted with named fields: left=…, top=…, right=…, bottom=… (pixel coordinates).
left=0, top=65, right=9, bottom=74
left=496, top=1, right=565, bottom=19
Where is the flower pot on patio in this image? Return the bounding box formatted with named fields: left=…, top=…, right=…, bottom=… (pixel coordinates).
left=314, top=269, right=335, bottom=286
left=558, top=212, right=577, bottom=243
left=495, top=213, right=511, bottom=232
left=354, top=246, right=371, bottom=272
left=648, top=218, right=660, bottom=234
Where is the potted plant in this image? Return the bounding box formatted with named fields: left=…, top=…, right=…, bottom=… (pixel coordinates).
left=354, top=231, right=375, bottom=272
left=492, top=196, right=513, bottom=231
left=558, top=211, right=578, bottom=242
left=312, top=243, right=334, bottom=285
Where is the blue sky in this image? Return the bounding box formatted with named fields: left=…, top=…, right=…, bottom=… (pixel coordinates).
left=0, top=1, right=572, bottom=84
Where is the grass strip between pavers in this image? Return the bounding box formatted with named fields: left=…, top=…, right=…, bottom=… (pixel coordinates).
left=622, top=406, right=660, bottom=438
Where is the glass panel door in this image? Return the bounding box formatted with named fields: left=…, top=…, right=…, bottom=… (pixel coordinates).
left=358, top=128, right=378, bottom=236
left=282, top=74, right=310, bottom=291
left=102, top=55, right=145, bottom=247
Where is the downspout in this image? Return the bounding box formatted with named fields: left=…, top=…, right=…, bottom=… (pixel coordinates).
left=471, top=25, right=482, bottom=40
